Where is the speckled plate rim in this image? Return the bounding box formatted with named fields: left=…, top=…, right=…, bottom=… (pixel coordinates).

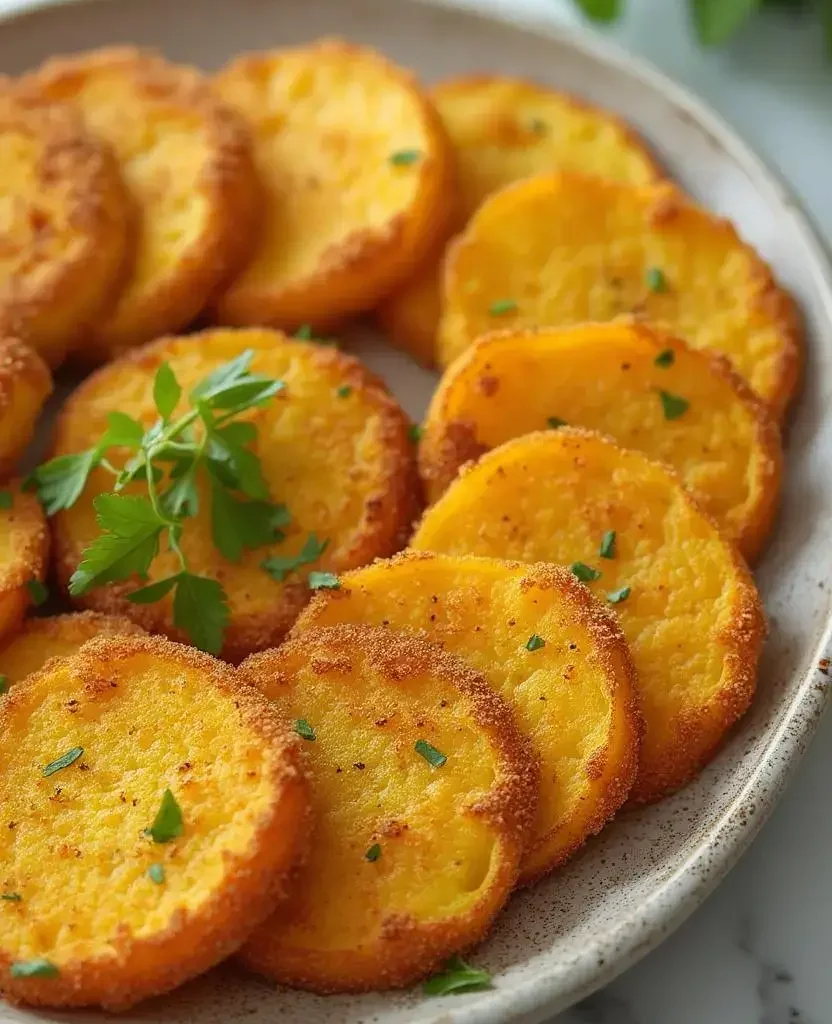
left=0, top=1, right=830, bottom=1021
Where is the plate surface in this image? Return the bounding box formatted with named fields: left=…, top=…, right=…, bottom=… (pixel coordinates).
left=2, top=1, right=832, bottom=1022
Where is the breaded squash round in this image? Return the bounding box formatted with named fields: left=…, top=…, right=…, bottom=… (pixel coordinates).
left=0, top=337, right=52, bottom=480
left=50, top=328, right=419, bottom=662
left=292, top=553, right=639, bottom=883
left=411, top=429, right=766, bottom=804
left=212, top=39, right=454, bottom=331
left=21, top=47, right=258, bottom=360
left=420, top=321, right=782, bottom=562
left=377, top=74, right=661, bottom=366
left=0, top=634, right=308, bottom=1010
left=0, top=481, right=49, bottom=645
left=0, top=611, right=145, bottom=687
left=439, top=173, right=801, bottom=417
left=238, top=624, right=537, bottom=992
left=0, top=91, right=128, bottom=367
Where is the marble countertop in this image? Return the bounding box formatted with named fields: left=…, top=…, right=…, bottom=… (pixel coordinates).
left=0, top=0, right=827, bottom=1021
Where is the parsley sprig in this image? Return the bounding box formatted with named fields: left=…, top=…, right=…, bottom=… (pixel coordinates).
left=29, top=350, right=326, bottom=655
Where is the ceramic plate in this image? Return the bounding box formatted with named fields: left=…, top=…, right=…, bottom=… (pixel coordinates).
left=1, top=1, right=831, bottom=1022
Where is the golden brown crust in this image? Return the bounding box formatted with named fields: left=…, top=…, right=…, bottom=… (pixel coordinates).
left=212, top=38, right=456, bottom=331
left=419, top=321, right=783, bottom=562
left=0, top=480, right=49, bottom=644
left=0, top=90, right=130, bottom=367
left=0, top=633, right=310, bottom=1010
left=411, top=427, right=766, bottom=804
left=21, top=47, right=260, bottom=360
left=0, top=610, right=146, bottom=687
left=49, top=328, right=421, bottom=661
left=237, top=624, right=537, bottom=992
left=0, top=337, right=52, bottom=480
left=291, top=551, right=640, bottom=883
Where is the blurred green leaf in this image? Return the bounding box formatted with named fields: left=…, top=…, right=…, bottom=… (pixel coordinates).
left=692, top=0, right=763, bottom=45
left=572, top=0, right=623, bottom=22
left=819, top=0, right=832, bottom=54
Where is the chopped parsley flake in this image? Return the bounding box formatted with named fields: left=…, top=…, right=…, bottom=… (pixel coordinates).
left=336, top=385, right=352, bottom=398
left=294, top=324, right=314, bottom=340
left=0, top=675, right=8, bottom=695
left=295, top=719, right=316, bottom=741
left=147, top=863, right=165, bottom=884
left=646, top=267, right=668, bottom=293
left=424, top=955, right=492, bottom=996
left=0, top=490, right=12, bottom=509
left=389, top=149, right=421, bottom=166
left=571, top=562, right=602, bottom=583
left=1, top=892, right=22, bottom=901
left=488, top=298, right=518, bottom=316
left=654, top=348, right=675, bottom=367
left=10, top=958, right=59, bottom=978
left=365, top=843, right=382, bottom=862
left=148, top=789, right=183, bottom=844
left=42, top=746, right=83, bottom=777
left=526, top=634, right=545, bottom=652
left=658, top=390, right=689, bottom=421
left=599, top=530, right=616, bottom=560
left=607, top=586, right=631, bottom=605
left=408, top=423, right=423, bottom=444
left=547, top=416, right=567, bottom=429
left=415, top=739, right=447, bottom=767
left=308, top=571, right=339, bottom=591
left=26, top=579, right=48, bottom=607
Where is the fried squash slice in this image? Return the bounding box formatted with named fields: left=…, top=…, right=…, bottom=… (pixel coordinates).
left=50, top=328, right=419, bottom=662
left=0, top=611, right=145, bottom=687
left=0, top=338, right=52, bottom=480
left=213, top=39, right=454, bottom=331
left=439, top=173, right=801, bottom=417
left=0, top=634, right=308, bottom=1010
left=21, top=47, right=258, bottom=360
left=378, top=74, right=661, bottom=366
left=420, top=321, right=782, bottom=561
left=292, top=553, right=639, bottom=883
left=238, top=624, right=537, bottom=992
left=412, top=429, right=766, bottom=804
left=0, top=91, right=129, bottom=366
left=0, top=481, right=49, bottom=645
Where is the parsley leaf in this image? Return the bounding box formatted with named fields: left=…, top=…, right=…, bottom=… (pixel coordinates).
left=415, top=739, right=447, bottom=767
left=26, top=579, right=48, bottom=607
left=599, top=530, right=617, bottom=559
left=42, top=747, right=83, bottom=777
left=0, top=675, right=8, bottom=695
left=10, top=959, right=59, bottom=979
left=1, top=892, right=21, bottom=901
left=210, top=485, right=289, bottom=563
left=153, top=362, right=182, bottom=420
left=148, top=788, right=183, bottom=844
left=295, top=719, right=316, bottom=741
left=127, top=575, right=180, bottom=605
left=488, top=298, right=518, bottom=316
left=308, top=571, right=339, bottom=591
left=692, top=0, right=760, bottom=45
left=658, top=390, right=690, bottom=421
left=147, top=863, right=166, bottom=884
left=547, top=417, right=567, bottom=429
left=654, top=348, right=675, bottom=368
left=0, top=490, right=12, bottom=509
left=526, top=634, right=545, bottom=652
left=423, top=955, right=492, bottom=996
left=365, top=843, right=382, bottom=862
left=571, top=562, right=602, bottom=583
left=607, top=586, right=631, bottom=605
left=173, top=573, right=229, bottom=656
left=646, top=266, right=669, bottom=293
left=389, top=149, right=421, bottom=166
left=262, top=533, right=329, bottom=583
left=29, top=449, right=99, bottom=515
left=103, top=411, right=144, bottom=449
left=207, top=425, right=270, bottom=499
left=69, top=494, right=165, bottom=596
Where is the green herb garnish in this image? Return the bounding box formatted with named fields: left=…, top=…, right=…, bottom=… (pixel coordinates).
left=654, top=348, right=675, bottom=368
left=42, top=747, right=83, bottom=777
left=308, top=571, right=339, bottom=591
left=262, top=533, right=329, bottom=584
left=646, top=267, right=668, bottom=293
left=10, top=959, right=59, bottom=979
left=547, top=417, right=567, bottom=429
left=294, top=324, right=314, bottom=340
left=0, top=675, right=8, bottom=695
left=607, top=586, right=631, bottom=605
left=30, top=352, right=289, bottom=655
left=526, top=634, right=545, bottom=652
left=365, top=843, right=382, bottom=862
left=1, top=892, right=21, bottom=901
left=295, top=719, right=316, bottom=741
left=147, top=863, right=165, bottom=884
left=389, top=149, right=421, bottom=166
left=529, top=117, right=547, bottom=134
left=26, top=579, right=48, bottom=607
left=571, top=562, right=602, bottom=583
left=599, top=530, right=616, bottom=559
left=0, top=490, right=12, bottom=509
left=658, top=390, right=689, bottom=421
left=488, top=298, right=518, bottom=316
left=148, top=789, right=183, bottom=844
left=415, top=739, right=447, bottom=767
left=423, top=955, right=492, bottom=996
left=336, top=385, right=352, bottom=399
